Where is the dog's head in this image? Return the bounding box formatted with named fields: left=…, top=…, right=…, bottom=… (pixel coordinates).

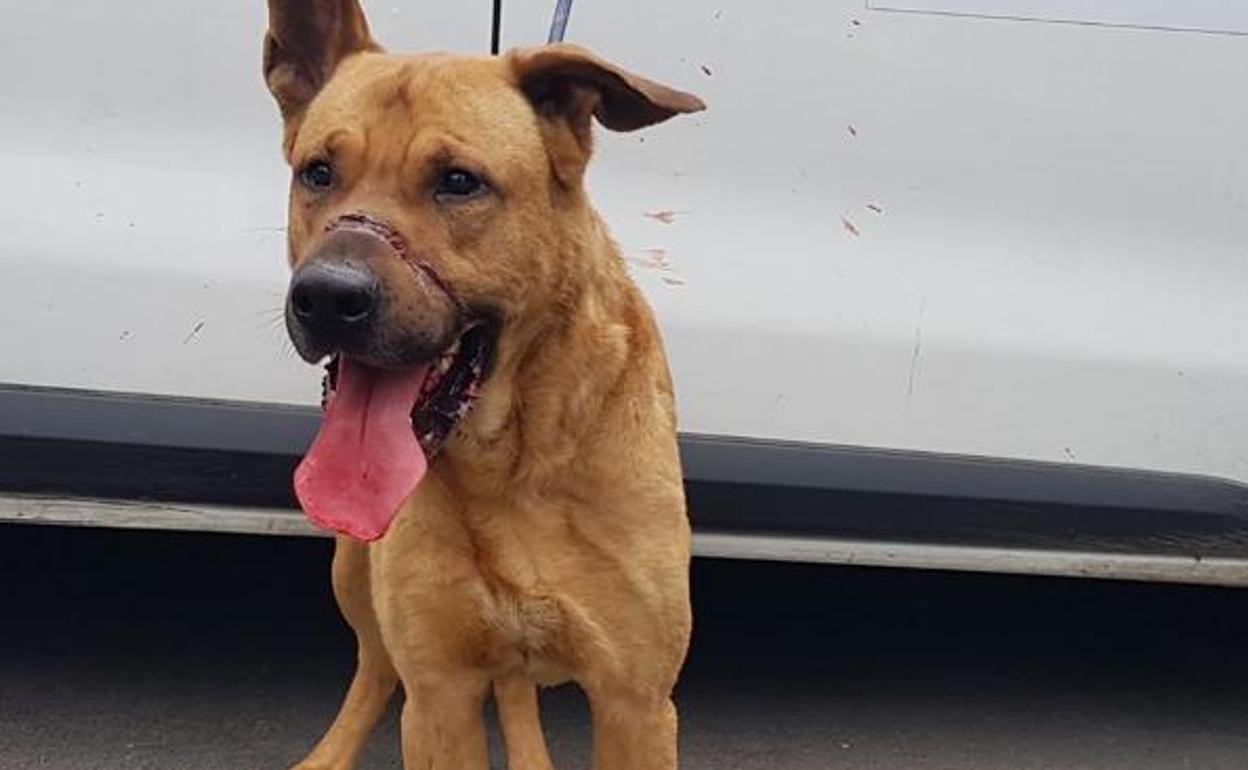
left=262, top=0, right=703, bottom=539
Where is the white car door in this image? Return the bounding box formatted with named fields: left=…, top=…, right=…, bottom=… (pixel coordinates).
left=506, top=0, right=1248, bottom=482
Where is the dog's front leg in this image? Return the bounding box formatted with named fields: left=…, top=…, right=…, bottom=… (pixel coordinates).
left=586, top=687, right=679, bottom=770
left=400, top=674, right=491, bottom=770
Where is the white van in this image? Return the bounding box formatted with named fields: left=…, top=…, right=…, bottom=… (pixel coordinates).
left=2, top=0, right=1246, bottom=585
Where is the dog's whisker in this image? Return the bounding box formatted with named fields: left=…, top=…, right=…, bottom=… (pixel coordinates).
left=250, top=306, right=288, bottom=332
left=263, top=328, right=300, bottom=362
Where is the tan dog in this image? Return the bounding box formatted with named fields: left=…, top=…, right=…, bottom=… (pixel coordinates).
left=261, top=2, right=703, bottom=768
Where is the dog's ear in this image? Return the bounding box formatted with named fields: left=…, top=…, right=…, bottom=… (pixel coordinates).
left=263, top=0, right=380, bottom=123
left=507, top=43, right=705, bottom=185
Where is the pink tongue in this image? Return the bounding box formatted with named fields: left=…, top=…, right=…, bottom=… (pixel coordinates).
left=294, top=358, right=430, bottom=541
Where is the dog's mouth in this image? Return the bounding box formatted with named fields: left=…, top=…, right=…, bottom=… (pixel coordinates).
left=295, top=319, right=498, bottom=541
left=324, top=319, right=497, bottom=454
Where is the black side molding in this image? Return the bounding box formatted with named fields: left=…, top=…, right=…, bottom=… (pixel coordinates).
left=3, top=382, right=1248, bottom=516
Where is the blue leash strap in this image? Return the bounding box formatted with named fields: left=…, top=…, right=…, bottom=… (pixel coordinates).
left=548, top=0, right=574, bottom=43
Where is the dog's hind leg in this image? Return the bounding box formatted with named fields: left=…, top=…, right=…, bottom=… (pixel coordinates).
left=494, top=675, right=556, bottom=770
left=290, top=538, right=398, bottom=770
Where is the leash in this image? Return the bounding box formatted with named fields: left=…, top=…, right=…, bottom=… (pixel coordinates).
left=491, top=0, right=502, bottom=54
left=547, top=0, right=574, bottom=43
left=490, top=0, right=574, bottom=54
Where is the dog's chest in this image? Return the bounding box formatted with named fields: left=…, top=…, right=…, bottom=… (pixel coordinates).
left=367, top=499, right=592, bottom=681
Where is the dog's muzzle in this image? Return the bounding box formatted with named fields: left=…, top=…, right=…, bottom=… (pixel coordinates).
left=285, top=214, right=461, bottom=366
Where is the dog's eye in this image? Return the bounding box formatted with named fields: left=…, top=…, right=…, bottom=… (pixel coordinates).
left=435, top=168, right=486, bottom=201
left=299, top=160, right=335, bottom=191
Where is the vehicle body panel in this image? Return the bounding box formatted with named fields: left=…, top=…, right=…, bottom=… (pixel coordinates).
left=2, top=1, right=1247, bottom=575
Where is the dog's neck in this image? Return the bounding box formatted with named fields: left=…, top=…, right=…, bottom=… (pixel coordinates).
left=440, top=203, right=670, bottom=500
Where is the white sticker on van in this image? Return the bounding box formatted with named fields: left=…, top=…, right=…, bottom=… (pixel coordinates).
left=867, top=0, right=1248, bottom=35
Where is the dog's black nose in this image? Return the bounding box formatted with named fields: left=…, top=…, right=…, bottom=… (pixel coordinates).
left=288, top=259, right=379, bottom=343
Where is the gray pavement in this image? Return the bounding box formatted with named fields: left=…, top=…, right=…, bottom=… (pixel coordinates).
left=2, top=525, right=1247, bottom=769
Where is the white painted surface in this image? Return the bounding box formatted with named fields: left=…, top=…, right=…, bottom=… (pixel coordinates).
left=6, top=494, right=1246, bottom=587
left=0, top=1, right=494, bottom=409
left=2, top=2, right=1248, bottom=484
left=868, top=0, right=1248, bottom=34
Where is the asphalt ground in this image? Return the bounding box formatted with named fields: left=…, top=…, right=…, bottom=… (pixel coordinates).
left=2, top=524, right=1247, bottom=769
